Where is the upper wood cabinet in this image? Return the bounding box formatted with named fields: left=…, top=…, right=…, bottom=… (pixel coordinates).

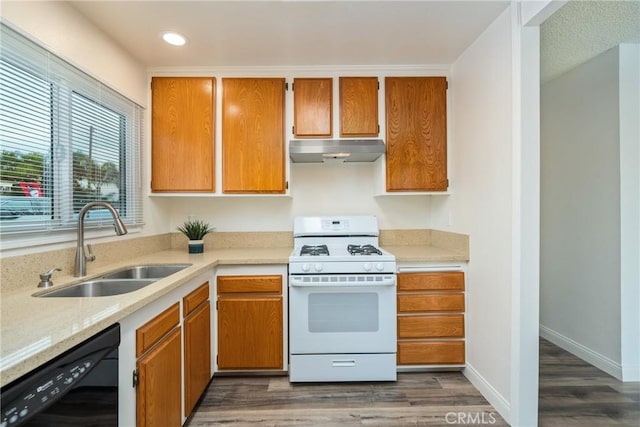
left=339, top=77, right=379, bottom=137
left=151, top=77, right=215, bottom=192
left=293, top=78, right=333, bottom=137
left=222, top=78, right=286, bottom=193
left=385, top=77, right=448, bottom=192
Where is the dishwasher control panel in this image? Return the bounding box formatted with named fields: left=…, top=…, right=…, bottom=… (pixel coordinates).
left=0, top=323, right=120, bottom=427
left=1, top=358, right=95, bottom=426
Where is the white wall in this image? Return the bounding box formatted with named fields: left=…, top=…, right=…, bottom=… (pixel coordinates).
left=1, top=1, right=147, bottom=105
left=520, top=0, right=566, bottom=26
left=448, top=6, right=515, bottom=420
left=512, top=18, right=541, bottom=426
left=540, top=47, right=623, bottom=376
left=618, top=43, right=640, bottom=381
left=162, top=163, right=433, bottom=232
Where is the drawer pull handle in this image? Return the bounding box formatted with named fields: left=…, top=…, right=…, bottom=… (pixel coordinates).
left=332, top=360, right=356, bottom=367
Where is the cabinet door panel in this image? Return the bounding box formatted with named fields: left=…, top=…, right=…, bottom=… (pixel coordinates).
left=340, top=77, right=378, bottom=136
left=218, top=297, right=283, bottom=369
left=184, top=301, right=211, bottom=416
left=294, top=78, right=333, bottom=137
left=222, top=78, right=285, bottom=193
left=137, top=327, right=182, bottom=427
left=151, top=77, right=215, bottom=192
left=385, top=77, right=447, bottom=191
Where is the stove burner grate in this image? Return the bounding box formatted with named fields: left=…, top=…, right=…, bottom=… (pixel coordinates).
left=300, top=244, right=330, bottom=256
left=347, top=244, right=383, bottom=256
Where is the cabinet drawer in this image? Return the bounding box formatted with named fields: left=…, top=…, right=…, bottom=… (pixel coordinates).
left=136, top=303, right=180, bottom=357
left=397, top=293, right=464, bottom=313
left=398, top=341, right=465, bottom=365
left=290, top=353, right=396, bottom=382
left=217, top=275, right=282, bottom=294
left=184, top=282, right=209, bottom=316
left=398, top=272, right=465, bottom=292
left=398, top=314, right=464, bottom=339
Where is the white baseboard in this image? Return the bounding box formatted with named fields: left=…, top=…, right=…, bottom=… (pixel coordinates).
left=462, top=364, right=511, bottom=425
left=539, top=325, right=623, bottom=380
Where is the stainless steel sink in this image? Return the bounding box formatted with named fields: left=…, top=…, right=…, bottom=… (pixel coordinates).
left=35, top=264, right=192, bottom=298
left=99, top=264, right=191, bottom=280
left=36, top=279, right=157, bottom=298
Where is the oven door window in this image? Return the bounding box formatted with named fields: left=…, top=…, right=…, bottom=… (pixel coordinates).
left=309, top=292, right=378, bottom=333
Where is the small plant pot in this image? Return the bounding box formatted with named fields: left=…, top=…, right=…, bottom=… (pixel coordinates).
left=188, top=240, right=204, bottom=254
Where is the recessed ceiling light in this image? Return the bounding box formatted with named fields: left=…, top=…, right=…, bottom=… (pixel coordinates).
left=161, top=32, right=187, bottom=46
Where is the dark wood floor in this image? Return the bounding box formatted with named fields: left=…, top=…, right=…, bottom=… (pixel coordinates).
left=538, top=338, right=640, bottom=427
left=187, top=340, right=640, bottom=426
left=186, top=371, right=506, bottom=426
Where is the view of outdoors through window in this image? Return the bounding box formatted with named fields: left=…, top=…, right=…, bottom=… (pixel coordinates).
left=0, top=60, right=52, bottom=223
left=0, top=57, right=124, bottom=228
left=70, top=92, right=124, bottom=213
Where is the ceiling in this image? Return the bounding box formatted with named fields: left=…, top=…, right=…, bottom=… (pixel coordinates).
left=541, top=0, right=640, bottom=83
left=67, top=0, right=640, bottom=80
left=68, top=1, right=510, bottom=68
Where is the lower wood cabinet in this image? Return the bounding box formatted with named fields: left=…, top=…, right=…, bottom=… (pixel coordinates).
left=183, top=282, right=211, bottom=416
left=217, top=274, right=283, bottom=370
left=397, top=271, right=466, bottom=367
left=136, top=303, right=182, bottom=427
left=118, top=272, right=215, bottom=427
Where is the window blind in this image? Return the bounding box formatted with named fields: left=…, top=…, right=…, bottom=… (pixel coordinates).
left=0, top=23, right=143, bottom=235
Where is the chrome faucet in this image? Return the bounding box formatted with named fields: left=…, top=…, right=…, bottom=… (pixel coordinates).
left=74, top=201, right=128, bottom=277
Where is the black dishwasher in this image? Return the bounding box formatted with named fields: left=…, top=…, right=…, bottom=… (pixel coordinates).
left=1, top=323, right=120, bottom=427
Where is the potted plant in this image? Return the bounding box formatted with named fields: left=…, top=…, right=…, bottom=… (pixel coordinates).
left=177, top=219, right=214, bottom=253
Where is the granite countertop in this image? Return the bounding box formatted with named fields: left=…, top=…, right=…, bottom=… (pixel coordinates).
left=1, top=241, right=468, bottom=387
left=383, top=245, right=469, bottom=263
left=0, top=247, right=291, bottom=387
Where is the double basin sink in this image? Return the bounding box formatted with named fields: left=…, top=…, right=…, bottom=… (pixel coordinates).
left=35, top=264, right=191, bottom=298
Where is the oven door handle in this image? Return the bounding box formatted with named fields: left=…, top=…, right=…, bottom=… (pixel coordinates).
left=289, top=277, right=396, bottom=287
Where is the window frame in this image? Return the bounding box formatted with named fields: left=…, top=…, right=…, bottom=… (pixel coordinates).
left=0, top=23, right=144, bottom=249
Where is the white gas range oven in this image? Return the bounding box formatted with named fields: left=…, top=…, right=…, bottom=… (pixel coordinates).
left=288, top=216, right=397, bottom=382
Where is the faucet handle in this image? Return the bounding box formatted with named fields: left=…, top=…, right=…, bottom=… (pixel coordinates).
left=85, top=244, right=96, bottom=262
left=38, top=267, right=62, bottom=288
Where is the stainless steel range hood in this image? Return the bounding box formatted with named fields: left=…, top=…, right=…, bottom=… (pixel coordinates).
left=289, top=139, right=385, bottom=163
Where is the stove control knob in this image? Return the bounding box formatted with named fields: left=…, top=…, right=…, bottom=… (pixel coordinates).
left=302, top=263, right=311, bottom=272
left=363, top=263, right=372, bottom=271
left=375, top=263, right=384, bottom=271
left=313, top=263, right=323, bottom=272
